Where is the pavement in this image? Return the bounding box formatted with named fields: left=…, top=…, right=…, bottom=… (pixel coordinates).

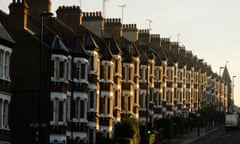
left=162, top=124, right=224, bottom=144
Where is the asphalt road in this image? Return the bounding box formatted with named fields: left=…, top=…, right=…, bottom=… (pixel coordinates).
left=189, top=127, right=240, bottom=144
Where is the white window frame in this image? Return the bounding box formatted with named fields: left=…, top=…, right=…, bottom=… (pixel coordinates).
left=0, top=50, right=3, bottom=78
left=3, top=100, right=8, bottom=128
left=53, top=98, right=59, bottom=125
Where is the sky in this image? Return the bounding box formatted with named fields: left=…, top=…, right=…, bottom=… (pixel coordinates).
left=1, top=0, right=240, bottom=106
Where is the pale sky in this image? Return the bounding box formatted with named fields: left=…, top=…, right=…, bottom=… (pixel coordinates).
left=1, top=0, right=240, bottom=106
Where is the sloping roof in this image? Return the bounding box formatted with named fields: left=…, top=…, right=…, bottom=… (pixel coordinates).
left=222, top=66, right=232, bottom=83
left=83, top=32, right=99, bottom=51
left=65, top=38, right=88, bottom=58
left=0, top=22, right=15, bottom=46
left=104, top=37, right=122, bottom=55
left=97, top=38, right=113, bottom=60
left=43, top=35, right=70, bottom=53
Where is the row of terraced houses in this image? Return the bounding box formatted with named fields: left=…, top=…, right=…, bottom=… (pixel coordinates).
left=0, top=0, right=234, bottom=144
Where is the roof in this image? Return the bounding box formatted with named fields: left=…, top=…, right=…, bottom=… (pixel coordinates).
left=43, top=35, right=70, bottom=53
left=65, top=38, right=88, bottom=58
left=0, top=22, right=15, bottom=46
left=222, top=66, right=232, bottom=84
left=104, top=37, right=122, bottom=55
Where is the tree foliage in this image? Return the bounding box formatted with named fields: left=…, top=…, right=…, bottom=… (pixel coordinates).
left=115, top=117, right=140, bottom=144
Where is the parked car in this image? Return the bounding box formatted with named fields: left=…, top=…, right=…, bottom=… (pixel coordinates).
left=225, top=112, right=239, bottom=131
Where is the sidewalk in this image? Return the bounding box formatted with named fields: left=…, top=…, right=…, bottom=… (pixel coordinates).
left=162, top=125, right=223, bottom=144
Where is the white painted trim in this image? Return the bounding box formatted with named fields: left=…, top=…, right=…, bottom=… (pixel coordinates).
left=50, top=92, right=67, bottom=101
left=73, top=57, right=88, bottom=64
left=100, top=91, right=113, bottom=98
left=99, top=125, right=113, bottom=133
left=122, top=90, right=134, bottom=96
left=101, top=60, right=114, bottom=65
left=49, top=134, right=66, bottom=143
left=0, top=44, right=12, bottom=53
left=51, top=54, right=68, bottom=61
left=0, top=93, right=11, bottom=102
left=73, top=92, right=88, bottom=100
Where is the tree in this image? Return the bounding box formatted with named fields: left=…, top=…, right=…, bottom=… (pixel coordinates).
left=115, top=117, right=140, bottom=144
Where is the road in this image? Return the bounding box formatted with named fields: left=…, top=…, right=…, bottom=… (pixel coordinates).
left=189, top=127, right=240, bottom=144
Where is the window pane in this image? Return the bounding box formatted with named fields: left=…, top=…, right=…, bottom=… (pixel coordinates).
left=0, top=51, right=3, bottom=78
left=3, top=101, right=8, bottom=128
left=81, top=63, right=85, bottom=79
left=53, top=99, right=59, bottom=124
left=4, top=53, right=10, bottom=79
left=90, top=91, right=94, bottom=109
left=76, top=62, right=81, bottom=80
left=80, top=100, right=84, bottom=118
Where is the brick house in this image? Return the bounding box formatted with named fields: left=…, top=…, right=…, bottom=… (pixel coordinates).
left=0, top=21, right=14, bottom=144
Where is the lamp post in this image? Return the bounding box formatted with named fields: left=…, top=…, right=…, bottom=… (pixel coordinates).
left=218, top=67, right=224, bottom=112
left=145, top=62, right=149, bottom=144
left=146, top=19, right=152, bottom=31
left=219, top=67, right=224, bottom=78
left=197, top=111, right=200, bottom=136
left=38, top=11, right=53, bottom=144
left=118, top=4, right=126, bottom=23
left=197, top=59, right=203, bottom=137
left=232, top=76, right=236, bottom=112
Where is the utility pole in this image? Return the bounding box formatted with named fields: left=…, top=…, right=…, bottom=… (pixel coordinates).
left=103, top=0, right=108, bottom=17
left=177, top=33, right=181, bottom=43
left=146, top=19, right=152, bottom=31
left=118, top=4, right=126, bottom=23
left=232, top=76, right=236, bottom=112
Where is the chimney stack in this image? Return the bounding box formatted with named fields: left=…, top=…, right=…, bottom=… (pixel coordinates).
left=9, top=0, right=29, bottom=30
left=25, top=0, right=51, bottom=16
left=82, top=11, right=104, bottom=37
left=104, top=18, right=123, bottom=38
left=150, top=34, right=160, bottom=46
left=122, top=24, right=138, bottom=42
left=138, top=29, right=150, bottom=43
left=56, top=6, right=82, bottom=31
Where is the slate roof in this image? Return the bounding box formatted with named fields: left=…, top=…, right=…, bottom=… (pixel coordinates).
left=97, top=37, right=113, bottom=60
left=0, top=22, right=15, bottom=47
left=82, top=32, right=99, bottom=51
left=104, top=37, right=122, bottom=55
left=43, top=35, right=70, bottom=53
left=222, top=66, right=232, bottom=83
left=65, top=38, right=88, bottom=59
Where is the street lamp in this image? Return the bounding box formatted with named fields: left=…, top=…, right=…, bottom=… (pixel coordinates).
left=197, top=59, right=203, bottom=137
left=196, top=111, right=200, bottom=136
left=146, top=19, right=152, bottom=31
left=219, top=67, right=224, bottom=78
left=38, top=11, right=53, bottom=144
left=118, top=4, right=126, bottom=23
left=145, top=60, right=149, bottom=144
left=232, top=76, right=236, bottom=112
